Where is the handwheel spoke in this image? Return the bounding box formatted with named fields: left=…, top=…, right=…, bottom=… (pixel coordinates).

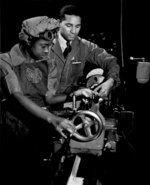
left=79, top=114, right=86, bottom=122
left=84, top=126, right=93, bottom=137
left=75, top=123, right=83, bottom=130
left=84, top=117, right=93, bottom=127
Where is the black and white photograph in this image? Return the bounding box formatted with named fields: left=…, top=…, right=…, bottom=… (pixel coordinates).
left=0, top=0, right=149, bottom=185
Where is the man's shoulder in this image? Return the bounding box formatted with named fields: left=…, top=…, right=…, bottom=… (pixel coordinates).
left=76, top=36, right=90, bottom=44
left=76, top=36, right=97, bottom=48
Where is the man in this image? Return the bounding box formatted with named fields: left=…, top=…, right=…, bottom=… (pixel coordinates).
left=46, top=4, right=120, bottom=107
left=0, top=16, right=76, bottom=184
left=45, top=5, right=121, bottom=185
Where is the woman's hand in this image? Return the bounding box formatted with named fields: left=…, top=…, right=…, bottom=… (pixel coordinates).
left=73, top=88, right=99, bottom=99
left=12, top=92, right=76, bottom=139
left=48, top=116, right=76, bottom=138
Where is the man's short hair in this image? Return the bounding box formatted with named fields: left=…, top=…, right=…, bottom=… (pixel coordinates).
left=59, top=5, right=82, bottom=21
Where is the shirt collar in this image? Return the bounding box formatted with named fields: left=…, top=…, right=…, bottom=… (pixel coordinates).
left=58, top=31, right=71, bottom=52
left=10, top=44, right=26, bottom=65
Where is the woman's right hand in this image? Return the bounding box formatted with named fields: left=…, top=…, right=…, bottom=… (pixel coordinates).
left=47, top=116, right=76, bottom=138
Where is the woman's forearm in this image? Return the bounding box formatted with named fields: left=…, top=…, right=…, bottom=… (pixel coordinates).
left=12, top=92, right=55, bottom=122
left=46, top=94, right=70, bottom=105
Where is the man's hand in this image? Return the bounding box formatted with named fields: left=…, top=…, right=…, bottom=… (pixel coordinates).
left=94, top=78, right=114, bottom=98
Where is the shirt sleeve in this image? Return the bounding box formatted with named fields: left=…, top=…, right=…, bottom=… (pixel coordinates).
left=0, top=59, right=22, bottom=95
left=5, top=70, right=22, bottom=94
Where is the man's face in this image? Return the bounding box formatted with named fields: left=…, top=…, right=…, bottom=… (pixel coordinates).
left=30, top=39, right=52, bottom=60
left=60, top=14, right=81, bottom=41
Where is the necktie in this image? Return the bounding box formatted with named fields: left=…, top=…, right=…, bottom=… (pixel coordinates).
left=63, top=41, right=71, bottom=58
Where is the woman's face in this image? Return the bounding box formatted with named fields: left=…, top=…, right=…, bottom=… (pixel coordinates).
left=30, top=39, right=52, bottom=60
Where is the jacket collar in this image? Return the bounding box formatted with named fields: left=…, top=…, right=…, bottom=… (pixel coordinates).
left=51, top=36, right=80, bottom=62
left=9, top=44, right=26, bottom=66
left=51, top=38, right=64, bottom=61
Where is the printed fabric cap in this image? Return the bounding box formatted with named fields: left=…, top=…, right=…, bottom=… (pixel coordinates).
left=19, top=16, right=59, bottom=42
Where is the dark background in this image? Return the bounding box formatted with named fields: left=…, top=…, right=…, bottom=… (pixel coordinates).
left=1, top=0, right=150, bottom=59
